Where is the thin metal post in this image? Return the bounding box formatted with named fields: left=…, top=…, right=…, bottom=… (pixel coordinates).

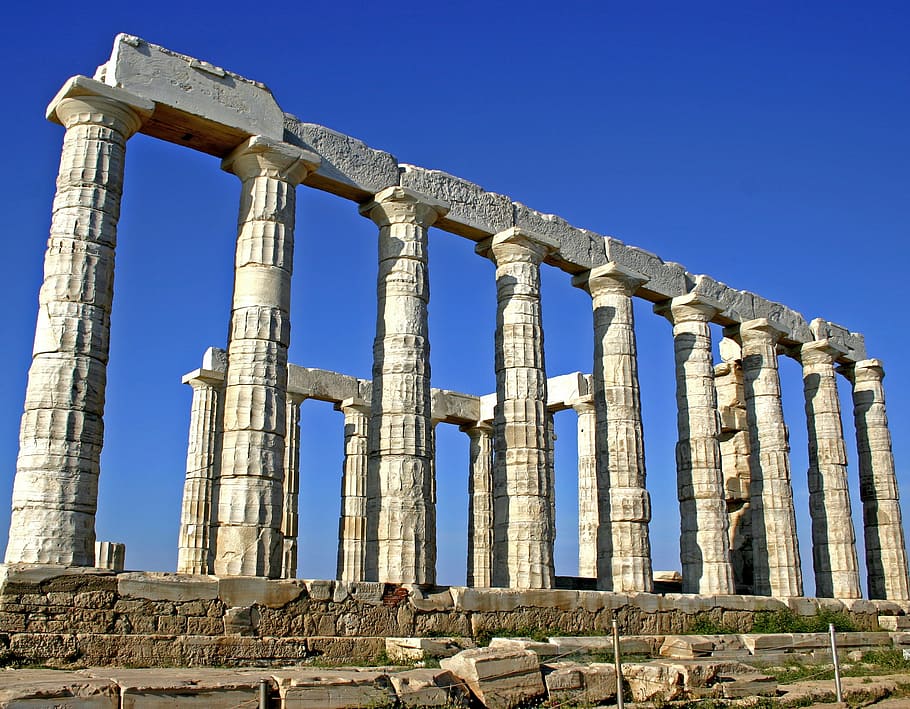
left=259, top=678, right=269, bottom=709
left=613, top=618, right=625, bottom=709
left=829, top=623, right=842, bottom=703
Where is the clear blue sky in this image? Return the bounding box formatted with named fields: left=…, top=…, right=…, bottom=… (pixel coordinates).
left=1, top=2, right=908, bottom=594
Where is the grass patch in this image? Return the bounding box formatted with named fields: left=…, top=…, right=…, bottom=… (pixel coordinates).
left=686, top=613, right=738, bottom=635
left=750, top=607, right=856, bottom=633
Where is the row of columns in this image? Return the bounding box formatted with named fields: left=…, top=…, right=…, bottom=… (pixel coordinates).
left=7, top=82, right=910, bottom=602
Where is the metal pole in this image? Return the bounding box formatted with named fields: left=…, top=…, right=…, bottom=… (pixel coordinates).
left=829, top=623, right=842, bottom=703
left=259, top=678, right=269, bottom=709
left=613, top=618, right=625, bottom=709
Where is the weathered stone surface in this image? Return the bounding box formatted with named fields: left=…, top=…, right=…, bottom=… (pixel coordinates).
left=83, top=668, right=271, bottom=708
left=385, top=637, right=470, bottom=662
left=117, top=573, right=218, bottom=602
left=284, top=119, right=399, bottom=201
left=659, top=634, right=714, bottom=658
left=218, top=577, right=304, bottom=608
left=605, top=237, right=690, bottom=301
left=488, top=637, right=561, bottom=658
left=811, top=318, right=867, bottom=363
left=96, top=34, right=285, bottom=155
left=272, top=669, right=396, bottom=709
left=0, top=670, right=118, bottom=708
left=622, top=661, right=686, bottom=701
left=440, top=647, right=545, bottom=709
left=464, top=424, right=494, bottom=588
left=513, top=204, right=605, bottom=272
left=337, top=399, right=370, bottom=583
left=400, top=165, right=512, bottom=239
left=389, top=668, right=471, bottom=707
left=543, top=661, right=617, bottom=705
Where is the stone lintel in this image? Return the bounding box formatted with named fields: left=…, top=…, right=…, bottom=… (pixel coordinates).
left=222, top=135, right=320, bottom=184
left=459, top=420, right=493, bottom=435
left=572, top=262, right=648, bottom=296
left=546, top=372, right=590, bottom=412
left=95, top=34, right=286, bottom=157
left=359, top=186, right=449, bottom=226
left=513, top=204, right=604, bottom=273
left=47, top=75, right=155, bottom=126
left=604, top=237, right=690, bottom=301
left=810, top=318, right=868, bottom=364
left=181, top=368, right=225, bottom=387
left=653, top=292, right=725, bottom=324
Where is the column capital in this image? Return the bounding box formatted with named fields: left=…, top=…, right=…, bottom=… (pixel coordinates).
left=48, top=76, right=154, bottom=137
left=572, top=262, right=648, bottom=297
left=336, top=396, right=371, bottom=414
left=181, top=368, right=226, bottom=389
left=568, top=394, right=595, bottom=414
left=736, top=318, right=789, bottom=347
left=222, top=135, right=320, bottom=185
left=849, top=358, right=886, bottom=383
left=460, top=421, right=494, bottom=436
left=481, top=227, right=560, bottom=265
left=287, top=391, right=308, bottom=407
left=359, top=186, right=449, bottom=228
left=654, top=292, right=724, bottom=325
left=799, top=339, right=846, bottom=367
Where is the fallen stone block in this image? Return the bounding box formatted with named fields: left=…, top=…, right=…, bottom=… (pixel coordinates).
left=91, top=668, right=270, bottom=708
left=389, top=668, right=471, bottom=707
left=543, top=661, right=617, bottom=704
left=385, top=637, right=472, bottom=663
left=878, top=616, right=910, bottom=631
left=487, top=637, right=560, bottom=659
left=659, top=635, right=715, bottom=658
left=440, top=646, right=545, bottom=709
left=622, top=661, right=686, bottom=702
left=0, top=669, right=118, bottom=708
left=272, top=669, right=396, bottom=709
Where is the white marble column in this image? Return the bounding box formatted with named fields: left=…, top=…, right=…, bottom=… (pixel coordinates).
left=281, top=393, right=305, bottom=579
left=177, top=369, right=224, bottom=574
left=801, top=341, right=861, bottom=599
left=573, top=263, right=652, bottom=592
left=738, top=318, right=802, bottom=597
left=6, top=78, right=152, bottom=566
left=337, top=397, right=370, bottom=583
left=572, top=397, right=598, bottom=578
left=361, top=187, right=448, bottom=585
left=655, top=294, right=734, bottom=595
left=843, top=359, right=910, bottom=600
left=464, top=423, right=494, bottom=588
left=488, top=227, right=558, bottom=590
left=214, top=137, right=318, bottom=578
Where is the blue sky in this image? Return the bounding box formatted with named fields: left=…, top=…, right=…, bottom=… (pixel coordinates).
left=0, top=2, right=908, bottom=593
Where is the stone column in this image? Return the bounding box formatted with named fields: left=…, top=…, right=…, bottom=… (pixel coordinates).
left=842, top=359, right=910, bottom=600
left=5, top=78, right=152, bottom=566
left=573, top=263, right=652, bottom=592
left=281, top=392, right=305, bottom=579
left=655, top=294, right=734, bottom=595
left=214, top=137, right=319, bottom=578
left=546, top=411, right=557, bottom=553
left=361, top=187, right=448, bottom=585
left=801, top=341, right=861, bottom=599
left=177, top=369, right=224, bottom=575
left=488, top=227, right=559, bottom=589
left=464, top=423, right=494, bottom=588
left=573, top=396, right=598, bottom=578
left=738, top=318, right=802, bottom=597
left=337, top=397, right=370, bottom=583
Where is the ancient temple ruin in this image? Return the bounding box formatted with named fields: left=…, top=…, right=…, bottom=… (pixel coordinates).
left=5, top=35, right=909, bottom=609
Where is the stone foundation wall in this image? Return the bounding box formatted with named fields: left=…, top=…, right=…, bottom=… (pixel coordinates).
left=1, top=565, right=907, bottom=668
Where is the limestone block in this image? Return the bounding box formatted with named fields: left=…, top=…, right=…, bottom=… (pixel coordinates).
left=429, top=389, right=481, bottom=425
left=513, top=203, right=605, bottom=271
left=284, top=119, right=399, bottom=200
left=95, top=669, right=272, bottom=708
left=604, top=237, right=690, bottom=301
left=202, top=347, right=227, bottom=372
left=117, top=573, right=218, bottom=602
left=404, top=585, right=454, bottom=612
left=622, top=662, right=686, bottom=702
left=546, top=372, right=590, bottom=409
left=488, top=637, right=560, bottom=658
left=385, top=637, right=472, bottom=662
left=400, top=164, right=512, bottom=239
left=543, top=661, right=617, bottom=705
left=548, top=635, right=657, bottom=656
left=659, top=635, right=714, bottom=658
left=810, top=318, right=867, bottom=362
left=389, top=668, right=471, bottom=707
left=272, top=669, right=396, bottom=709
left=878, top=616, right=910, bottom=631
left=0, top=670, right=118, bottom=708
left=440, top=647, right=546, bottom=709
left=95, top=34, right=285, bottom=155
left=218, top=577, right=304, bottom=608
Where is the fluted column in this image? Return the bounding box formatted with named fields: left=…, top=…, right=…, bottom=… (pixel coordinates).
left=842, top=359, right=910, bottom=600
left=738, top=318, right=802, bottom=597
left=464, top=423, right=494, bottom=588
left=177, top=369, right=224, bottom=574
left=6, top=78, right=152, bottom=565
left=801, top=341, right=861, bottom=598
left=573, top=263, right=652, bottom=592
left=337, top=397, right=370, bottom=582
left=361, top=187, right=448, bottom=585
left=573, top=397, right=598, bottom=578
left=488, top=227, right=558, bottom=589
left=281, top=392, right=305, bottom=579
left=655, top=294, right=734, bottom=594
left=214, top=137, right=319, bottom=578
